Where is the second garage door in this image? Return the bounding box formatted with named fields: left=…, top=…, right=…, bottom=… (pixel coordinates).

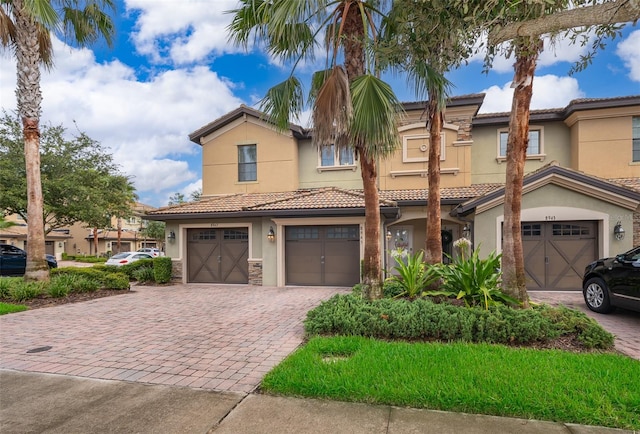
left=522, top=221, right=597, bottom=290
left=285, top=225, right=360, bottom=286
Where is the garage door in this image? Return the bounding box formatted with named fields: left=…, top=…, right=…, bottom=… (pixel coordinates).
left=285, top=225, right=360, bottom=286
left=187, top=228, right=248, bottom=283
left=522, top=221, right=597, bottom=290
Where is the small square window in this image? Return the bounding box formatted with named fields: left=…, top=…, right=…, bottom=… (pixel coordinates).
left=632, top=117, right=640, bottom=162
left=499, top=129, right=542, bottom=157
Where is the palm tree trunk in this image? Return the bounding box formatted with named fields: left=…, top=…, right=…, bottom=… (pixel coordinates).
left=425, top=94, right=443, bottom=265
left=359, top=147, right=383, bottom=299
left=14, top=0, right=48, bottom=281
left=502, top=38, right=540, bottom=308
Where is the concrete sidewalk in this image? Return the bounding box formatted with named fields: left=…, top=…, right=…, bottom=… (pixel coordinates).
left=0, top=370, right=633, bottom=434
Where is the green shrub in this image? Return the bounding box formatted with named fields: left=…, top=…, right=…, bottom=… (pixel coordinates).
left=132, top=266, right=154, bottom=283
left=434, top=248, right=518, bottom=309
left=304, top=294, right=613, bottom=350
left=119, top=259, right=154, bottom=278
left=61, top=252, right=69, bottom=260
left=102, top=273, right=130, bottom=290
left=153, top=257, right=172, bottom=284
left=382, top=279, right=405, bottom=298
left=0, top=277, right=22, bottom=298
left=73, top=255, right=107, bottom=263
left=539, top=305, right=615, bottom=349
left=51, top=267, right=105, bottom=281
left=48, top=275, right=75, bottom=297
left=74, top=277, right=100, bottom=293
left=389, top=251, right=441, bottom=298
left=9, top=281, right=45, bottom=302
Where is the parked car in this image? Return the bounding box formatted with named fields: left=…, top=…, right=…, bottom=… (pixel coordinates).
left=137, top=247, right=163, bottom=257
left=105, top=251, right=154, bottom=266
left=0, top=243, right=58, bottom=276
left=582, top=246, right=640, bottom=314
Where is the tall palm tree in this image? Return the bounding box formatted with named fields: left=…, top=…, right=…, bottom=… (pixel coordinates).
left=228, top=0, right=401, bottom=299
left=1, top=0, right=115, bottom=281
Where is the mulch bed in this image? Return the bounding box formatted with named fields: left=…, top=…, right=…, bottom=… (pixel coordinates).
left=1, top=289, right=132, bottom=310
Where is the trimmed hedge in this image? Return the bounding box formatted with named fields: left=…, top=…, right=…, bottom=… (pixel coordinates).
left=304, top=294, right=614, bottom=349
left=153, top=257, right=173, bottom=284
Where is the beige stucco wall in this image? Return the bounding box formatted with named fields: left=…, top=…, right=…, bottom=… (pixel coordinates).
left=567, top=112, right=640, bottom=178
left=471, top=121, right=572, bottom=184
left=378, top=124, right=472, bottom=190
left=473, top=183, right=635, bottom=259
left=201, top=118, right=299, bottom=195
left=297, top=139, right=363, bottom=190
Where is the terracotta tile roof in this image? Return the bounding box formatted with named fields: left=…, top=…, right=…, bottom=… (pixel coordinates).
left=148, top=185, right=508, bottom=217
left=381, top=184, right=503, bottom=202
left=608, top=177, right=640, bottom=194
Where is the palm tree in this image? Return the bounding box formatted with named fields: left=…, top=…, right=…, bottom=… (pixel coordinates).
left=228, top=0, right=401, bottom=299
left=0, top=0, right=115, bottom=281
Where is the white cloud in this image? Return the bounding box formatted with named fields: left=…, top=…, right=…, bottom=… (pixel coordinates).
left=479, top=75, right=584, bottom=113
left=125, top=0, right=241, bottom=64
left=1, top=37, right=244, bottom=207
left=616, top=30, right=640, bottom=82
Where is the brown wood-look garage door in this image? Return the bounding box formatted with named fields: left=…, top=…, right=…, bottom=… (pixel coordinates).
left=187, top=228, right=248, bottom=283
left=285, top=225, right=360, bottom=286
left=522, top=221, right=597, bottom=291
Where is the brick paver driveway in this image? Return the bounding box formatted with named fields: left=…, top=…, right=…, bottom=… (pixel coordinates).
left=0, top=285, right=349, bottom=394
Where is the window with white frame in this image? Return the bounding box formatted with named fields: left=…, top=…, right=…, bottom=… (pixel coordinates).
left=238, top=144, right=257, bottom=182
left=319, top=144, right=354, bottom=167
left=633, top=116, right=640, bottom=162
left=498, top=128, right=543, bottom=158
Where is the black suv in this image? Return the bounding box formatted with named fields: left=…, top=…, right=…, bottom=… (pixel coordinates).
left=582, top=246, right=640, bottom=314
left=0, top=244, right=58, bottom=276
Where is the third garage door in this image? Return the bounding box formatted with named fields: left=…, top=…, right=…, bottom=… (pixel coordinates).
left=285, top=225, right=360, bottom=286
left=522, top=221, right=597, bottom=290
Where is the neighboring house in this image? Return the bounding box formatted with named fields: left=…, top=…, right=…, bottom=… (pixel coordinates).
left=1, top=202, right=158, bottom=259
left=147, top=95, right=640, bottom=290
left=0, top=214, right=70, bottom=258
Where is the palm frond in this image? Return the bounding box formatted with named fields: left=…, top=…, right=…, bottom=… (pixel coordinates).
left=259, top=76, right=304, bottom=131
left=312, top=65, right=351, bottom=148
left=406, top=60, right=452, bottom=104
left=61, top=1, right=116, bottom=48
left=226, top=0, right=271, bottom=48
left=349, top=74, right=402, bottom=159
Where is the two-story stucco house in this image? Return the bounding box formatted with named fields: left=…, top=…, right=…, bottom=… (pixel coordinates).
left=147, top=94, right=640, bottom=291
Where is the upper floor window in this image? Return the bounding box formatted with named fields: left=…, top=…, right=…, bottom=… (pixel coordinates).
left=499, top=129, right=542, bottom=159
left=319, top=144, right=354, bottom=168
left=238, top=144, right=257, bottom=182
left=633, top=116, right=640, bottom=162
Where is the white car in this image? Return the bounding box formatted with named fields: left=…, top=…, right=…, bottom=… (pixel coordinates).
left=137, top=248, right=164, bottom=257
left=106, top=252, right=154, bottom=266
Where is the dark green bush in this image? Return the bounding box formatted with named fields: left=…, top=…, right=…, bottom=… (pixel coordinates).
left=102, top=273, right=130, bottom=290
left=48, top=275, right=74, bottom=297
left=118, top=259, right=154, bottom=278
left=73, top=255, right=107, bottom=263
left=132, top=266, right=154, bottom=283
left=382, top=279, right=405, bottom=298
left=9, top=281, right=45, bottom=302
left=538, top=305, right=615, bottom=349
left=153, top=257, right=172, bottom=284
left=304, top=294, right=614, bottom=350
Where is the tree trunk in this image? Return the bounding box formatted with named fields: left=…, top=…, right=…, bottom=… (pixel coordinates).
left=502, top=38, right=540, bottom=308
left=93, top=227, right=99, bottom=255
left=117, top=217, right=122, bottom=253
left=14, top=0, right=48, bottom=281
left=359, top=147, right=383, bottom=300
left=424, top=94, right=443, bottom=265
left=490, top=0, right=640, bottom=44
left=342, top=3, right=384, bottom=299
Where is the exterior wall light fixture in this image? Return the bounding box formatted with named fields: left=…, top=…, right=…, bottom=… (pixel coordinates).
left=386, top=230, right=392, bottom=241
left=613, top=221, right=625, bottom=241
left=462, top=223, right=471, bottom=239
left=168, top=230, right=176, bottom=242
left=267, top=226, right=275, bottom=242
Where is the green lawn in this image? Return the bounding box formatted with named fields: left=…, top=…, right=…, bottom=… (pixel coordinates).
left=0, top=302, right=28, bottom=315
left=262, top=336, right=640, bottom=430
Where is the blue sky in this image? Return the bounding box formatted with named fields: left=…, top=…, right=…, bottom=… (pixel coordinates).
left=1, top=1, right=639, bottom=208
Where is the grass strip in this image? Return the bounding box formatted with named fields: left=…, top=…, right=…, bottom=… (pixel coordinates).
left=262, top=336, right=640, bottom=430
left=0, top=302, right=28, bottom=315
